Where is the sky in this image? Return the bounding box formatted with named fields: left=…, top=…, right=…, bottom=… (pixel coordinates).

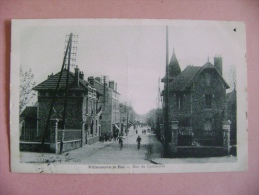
left=19, top=19, right=246, bottom=115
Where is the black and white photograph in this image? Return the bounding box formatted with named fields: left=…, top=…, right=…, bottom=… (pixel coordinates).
left=10, top=19, right=247, bottom=174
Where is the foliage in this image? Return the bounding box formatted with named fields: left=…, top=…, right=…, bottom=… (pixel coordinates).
left=227, top=65, right=236, bottom=90
left=19, top=67, right=36, bottom=114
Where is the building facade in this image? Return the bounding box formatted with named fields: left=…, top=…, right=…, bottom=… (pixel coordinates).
left=162, top=51, right=230, bottom=147
left=88, top=76, right=121, bottom=137
left=20, top=66, right=102, bottom=152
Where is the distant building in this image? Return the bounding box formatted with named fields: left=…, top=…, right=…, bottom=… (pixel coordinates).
left=88, top=76, right=121, bottom=137
left=162, top=50, right=230, bottom=147
left=119, top=103, right=127, bottom=134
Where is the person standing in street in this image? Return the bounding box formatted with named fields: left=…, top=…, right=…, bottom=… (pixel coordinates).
left=117, top=134, right=124, bottom=150
left=136, top=135, right=142, bottom=150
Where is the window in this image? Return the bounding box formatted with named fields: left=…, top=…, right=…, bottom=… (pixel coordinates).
left=96, top=120, right=98, bottom=134
left=205, top=95, right=212, bottom=108
left=205, top=72, right=212, bottom=86
left=204, top=119, right=212, bottom=131
left=90, top=121, right=94, bottom=134
left=176, top=94, right=183, bottom=110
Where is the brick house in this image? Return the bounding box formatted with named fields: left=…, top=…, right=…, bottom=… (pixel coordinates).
left=31, top=66, right=102, bottom=146
left=87, top=76, right=121, bottom=137
left=162, top=51, right=230, bottom=146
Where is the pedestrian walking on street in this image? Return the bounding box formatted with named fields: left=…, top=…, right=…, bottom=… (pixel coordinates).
left=136, top=135, right=142, bottom=150
left=117, top=134, right=124, bottom=150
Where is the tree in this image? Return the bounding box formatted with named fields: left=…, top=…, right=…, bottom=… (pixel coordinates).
left=19, top=67, right=36, bottom=114
left=227, top=65, right=236, bottom=91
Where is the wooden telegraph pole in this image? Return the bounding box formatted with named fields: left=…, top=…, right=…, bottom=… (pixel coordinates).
left=41, top=33, right=78, bottom=154
left=164, top=26, right=171, bottom=157
left=59, top=33, right=73, bottom=154
left=41, top=34, right=72, bottom=149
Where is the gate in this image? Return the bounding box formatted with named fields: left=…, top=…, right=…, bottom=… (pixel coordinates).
left=177, top=127, right=222, bottom=146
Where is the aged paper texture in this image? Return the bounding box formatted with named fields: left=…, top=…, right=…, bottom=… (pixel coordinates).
left=10, top=19, right=247, bottom=174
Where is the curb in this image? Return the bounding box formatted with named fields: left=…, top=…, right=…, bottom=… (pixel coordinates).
left=149, top=159, right=161, bottom=164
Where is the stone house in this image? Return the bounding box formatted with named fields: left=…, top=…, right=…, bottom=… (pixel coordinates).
left=87, top=76, right=121, bottom=137
left=162, top=51, right=230, bottom=146
left=27, top=66, right=102, bottom=149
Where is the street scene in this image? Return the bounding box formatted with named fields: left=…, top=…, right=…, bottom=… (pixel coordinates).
left=13, top=19, right=247, bottom=173
left=21, top=126, right=164, bottom=164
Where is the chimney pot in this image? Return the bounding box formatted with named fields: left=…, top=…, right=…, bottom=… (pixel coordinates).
left=109, top=81, right=115, bottom=90
left=79, top=71, right=84, bottom=80
left=88, top=76, right=94, bottom=86
left=75, top=66, right=80, bottom=86
left=214, top=56, right=223, bottom=75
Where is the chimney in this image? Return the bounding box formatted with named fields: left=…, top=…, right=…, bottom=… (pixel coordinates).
left=88, top=76, right=94, bottom=86
left=115, top=82, right=117, bottom=91
left=95, top=77, right=101, bottom=82
left=79, top=71, right=84, bottom=80
left=75, top=66, right=79, bottom=86
left=48, top=73, right=53, bottom=79
left=214, top=55, right=222, bottom=75
left=109, top=81, right=115, bottom=90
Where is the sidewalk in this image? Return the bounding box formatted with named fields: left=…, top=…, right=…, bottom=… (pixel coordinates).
left=150, top=155, right=237, bottom=164
left=20, top=140, right=114, bottom=164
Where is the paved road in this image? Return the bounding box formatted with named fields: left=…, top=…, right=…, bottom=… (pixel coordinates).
left=20, top=126, right=164, bottom=164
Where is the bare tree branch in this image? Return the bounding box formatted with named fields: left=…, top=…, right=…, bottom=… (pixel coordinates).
left=19, top=67, right=36, bottom=114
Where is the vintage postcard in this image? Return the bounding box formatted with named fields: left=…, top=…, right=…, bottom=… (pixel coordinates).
left=10, top=19, right=247, bottom=174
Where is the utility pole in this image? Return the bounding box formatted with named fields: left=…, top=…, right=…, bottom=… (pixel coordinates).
left=126, top=103, right=128, bottom=136
left=41, top=33, right=72, bottom=149
left=156, top=77, right=160, bottom=138
left=40, top=33, right=78, bottom=153
left=103, top=76, right=106, bottom=110
left=60, top=33, right=73, bottom=154
left=164, top=26, right=171, bottom=157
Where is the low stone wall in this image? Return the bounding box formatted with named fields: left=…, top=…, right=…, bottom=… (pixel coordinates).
left=20, top=142, right=50, bottom=152
left=57, top=139, right=82, bottom=153
left=172, top=146, right=228, bottom=158
left=87, top=136, right=99, bottom=145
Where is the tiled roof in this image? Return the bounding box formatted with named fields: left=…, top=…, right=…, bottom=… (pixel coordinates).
left=33, top=71, right=88, bottom=91
left=161, top=76, right=175, bottom=82
left=20, top=106, right=37, bottom=118
left=169, top=61, right=230, bottom=92
left=168, top=51, right=181, bottom=77
left=93, top=79, right=105, bottom=95
left=161, top=51, right=181, bottom=82
left=92, top=78, right=120, bottom=95
left=169, top=66, right=201, bottom=92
